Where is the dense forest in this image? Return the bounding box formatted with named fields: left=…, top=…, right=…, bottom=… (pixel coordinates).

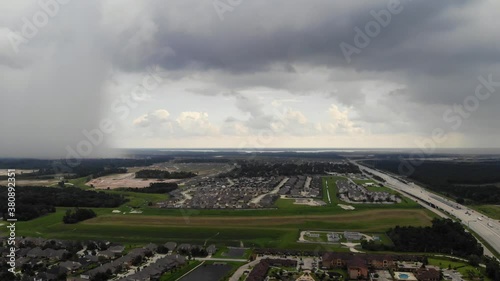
left=0, top=186, right=127, bottom=221
left=118, top=182, right=179, bottom=194
left=135, top=169, right=197, bottom=179
left=362, top=159, right=500, bottom=204
left=484, top=256, right=500, bottom=281
left=62, top=208, right=97, bottom=224
left=221, top=161, right=360, bottom=177
left=387, top=219, right=483, bottom=258
left=384, top=218, right=500, bottom=280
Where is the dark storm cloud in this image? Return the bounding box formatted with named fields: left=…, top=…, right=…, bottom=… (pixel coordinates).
left=1, top=0, right=500, bottom=156
left=0, top=1, right=113, bottom=158
left=111, top=0, right=475, bottom=75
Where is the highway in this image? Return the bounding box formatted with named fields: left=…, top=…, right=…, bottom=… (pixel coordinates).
left=353, top=161, right=500, bottom=259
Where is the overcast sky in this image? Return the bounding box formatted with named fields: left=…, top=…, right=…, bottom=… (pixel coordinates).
left=1, top=0, right=500, bottom=158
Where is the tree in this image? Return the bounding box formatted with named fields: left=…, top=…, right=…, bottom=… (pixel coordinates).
left=131, top=255, right=143, bottom=266
left=157, top=245, right=169, bottom=254
left=468, top=255, right=481, bottom=266
left=63, top=208, right=97, bottom=224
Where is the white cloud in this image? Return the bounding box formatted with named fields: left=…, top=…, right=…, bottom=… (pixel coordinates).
left=133, top=109, right=170, bottom=127
left=176, top=111, right=218, bottom=136
left=324, top=104, right=364, bottom=134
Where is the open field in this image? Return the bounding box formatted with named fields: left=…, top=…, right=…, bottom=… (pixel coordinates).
left=82, top=209, right=434, bottom=228
left=353, top=179, right=399, bottom=194
left=428, top=257, right=492, bottom=281
left=212, top=247, right=251, bottom=259
left=67, top=177, right=169, bottom=208
left=14, top=179, right=60, bottom=186
left=11, top=207, right=434, bottom=251
left=0, top=169, right=38, bottom=175
left=471, top=205, right=500, bottom=220
left=150, top=162, right=233, bottom=177
left=1, top=174, right=436, bottom=252
left=69, top=161, right=233, bottom=190
left=63, top=175, right=424, bottom=218
left=86, top=172, right=179, bottom=189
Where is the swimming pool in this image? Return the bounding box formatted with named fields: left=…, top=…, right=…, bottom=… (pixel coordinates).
left=398, top=273, right=410, bottom=279
left=394, top=271, right=417, bottom=281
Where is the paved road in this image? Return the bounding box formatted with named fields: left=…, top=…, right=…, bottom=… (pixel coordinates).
left=195, top=257, right=248, bottom=262
left=353, top=161, right=500, bottom=259
left=228, top=259, right=260, bottom=281
left=250, top=177, right=289, bottom=205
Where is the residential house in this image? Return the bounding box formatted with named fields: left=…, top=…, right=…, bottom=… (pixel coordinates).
left=347, top=257, right=369, bottom=279
left=416, top=267, right=440, bottom=281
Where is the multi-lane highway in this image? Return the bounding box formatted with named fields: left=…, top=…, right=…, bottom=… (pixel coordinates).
left=353, top=161, right=500, bottom=259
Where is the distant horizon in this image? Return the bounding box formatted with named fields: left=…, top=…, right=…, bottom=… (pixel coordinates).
left=2, top=1, right=500, bottom=158
left=4, top=147, right=500, bottom=160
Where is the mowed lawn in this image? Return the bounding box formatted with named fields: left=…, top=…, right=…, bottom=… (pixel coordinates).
left=7, top=175, right=434, bottom=250
left=472, top=205, right=500, bottom=220
left=83, top=209, right=433, bottom=229
left=12, top=207, right=434, bottom=250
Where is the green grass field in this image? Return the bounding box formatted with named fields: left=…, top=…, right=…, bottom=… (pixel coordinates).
left=6, top=175, right=434, bottom=252
left=12, top=206, right=434, bottom=251
left=471, top=205, right=500, bottom=220
left=428, top=257, right=492, bottom=281
left=63, top=176, right=420, bottom=218
left=353, top=179, right=399, bottom=194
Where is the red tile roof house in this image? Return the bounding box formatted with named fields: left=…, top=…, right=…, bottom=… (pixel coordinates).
left=347, top=257, right=369, bottom=279
left=322, top=253, right=422, bottom=280
left=416, top=267, right=440, bottom=281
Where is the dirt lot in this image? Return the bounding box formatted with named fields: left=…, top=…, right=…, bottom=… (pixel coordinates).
left=14, top=179, right=60, bottom=186
left=149, top=162, right=233, bottom=177
left=86, top=162, right=232, bottom=189
left=0, top=169, right=38, bottom=176
left=86, top=173, right=179, bottom=189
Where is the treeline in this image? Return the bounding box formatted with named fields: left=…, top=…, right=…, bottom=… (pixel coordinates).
left=365, top=234, right=500, bottom=280
left=0, top=186, right=127, bottom=221
left=173, top=158, right=231, bottom=163
left=362, top=159, right=500, bottom=204
left=135, top=169, right=197, bottom=179
left=0, top=156, right=174, bottom=180
left=63, top=208, right=96, bottom=224
left=221, top=161, right=360, bottom=177
left=161, top=150, right=344, bottom=159
left=118, top=182, right=179, bottom=194
left=387, top=219, right=483, bottom=258
left=177, top=247, right=208, bottom=257
left=484, top=256, right=500, bottom=281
